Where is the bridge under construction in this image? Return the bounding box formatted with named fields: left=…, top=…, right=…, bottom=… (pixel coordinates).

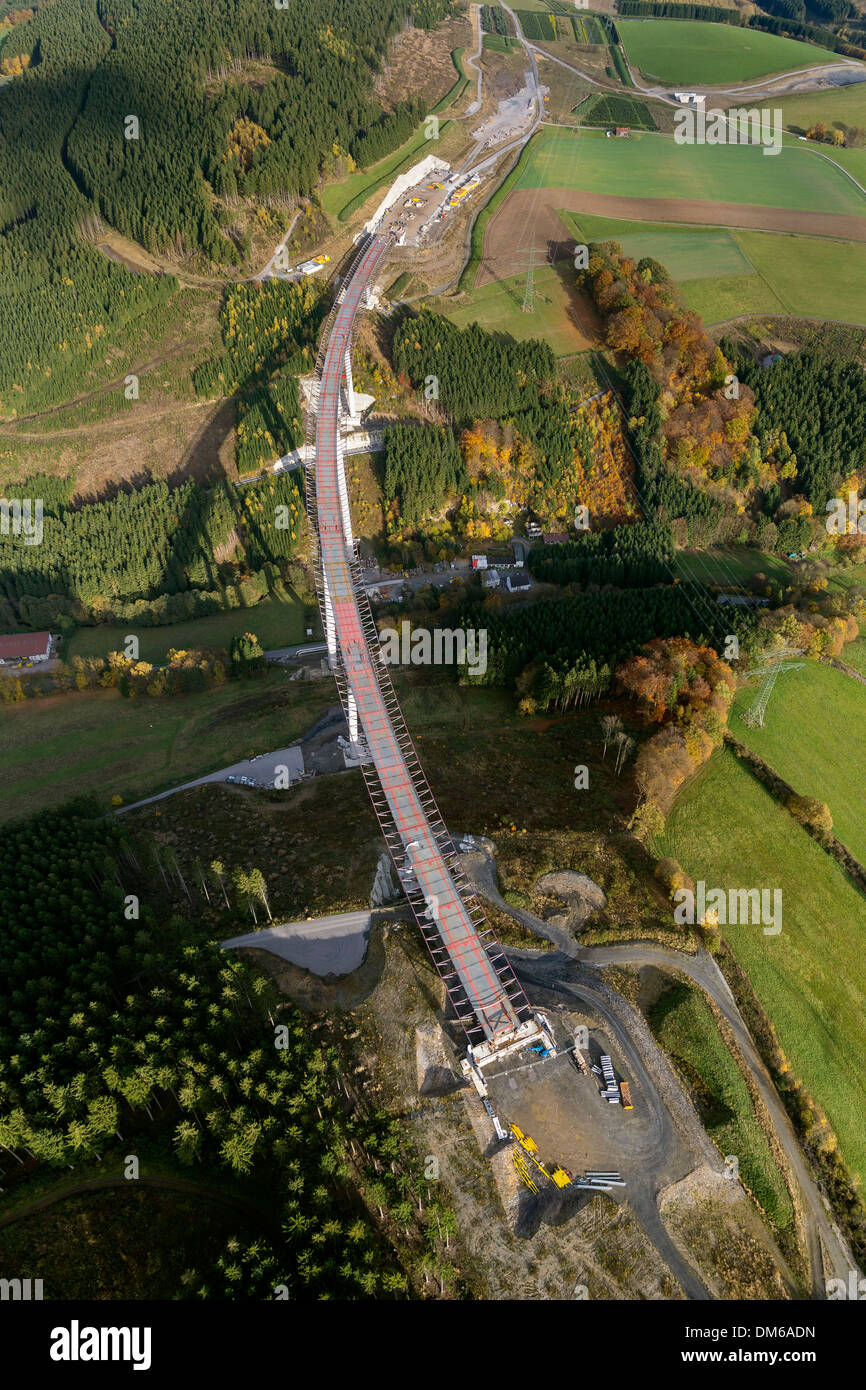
left=305, top=233, right=549, bottom=1066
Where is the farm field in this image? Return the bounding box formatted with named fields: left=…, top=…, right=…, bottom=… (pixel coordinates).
left=656, top=746, right=866, bottom=1193
left=672, top=545, right=794, bottom=587
left=64, top=593, right=308, bottom=664
left=577, top=92, right=658, bottom=130
left=731, top=661, right=866, bottom=866
left=442, top=261, right=596, bottom=354
left=511, top=127, right=866, bottom=215
left=562, top=210, right=752, bottom=278
left=649, top=980, right=794, bottom=1234
left=561, top=208, right=866, bottom=324
left=679, top=273, right=783, bottom=323
left=728, top=228, right=866, bottom=323
left=618, top=20, right=836, bottom=86
left=0, top=674, right=332, bottom=822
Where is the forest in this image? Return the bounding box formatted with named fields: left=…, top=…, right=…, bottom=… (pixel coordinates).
left=453, top=582, right=749, bottom=695
left=578, top=242, right=760, bottom=496
left=527, top=521, right=675, bottom=588
left=0, top=469, right=305, bottom=632
left=383, top=423, right=466, bottom=532
left=389, top=314, right=635, bottom=540
left=0, top=799, right=461, bottom=1298
left=194, top=276, right=325, bottom=475
left=392, top=310, right=555, bottom=425
left=0, top=0, right=456, bottom=412
left=720, top=344, right=865, bottom=515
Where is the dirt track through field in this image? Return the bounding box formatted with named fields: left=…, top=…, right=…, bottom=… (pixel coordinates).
left=477, top=187, right=866, bottom=285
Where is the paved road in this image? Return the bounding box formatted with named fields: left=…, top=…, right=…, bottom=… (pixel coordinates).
left=265, top=642, right=327, bottom=663
left=582, top=944, right=860, bottom=1294
left=114, top=744, right=305, bottom=814
left=222, top=910, right=371, bottom=975
left=464, top=843, right=858, bottom=1295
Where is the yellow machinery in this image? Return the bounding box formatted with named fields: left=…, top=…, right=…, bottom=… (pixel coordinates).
left=510, top=1124, right=572, bottom=1189
left=512, top=1151, right=538, bottom=1194
left=511, top=1124, right=537, bottom=1154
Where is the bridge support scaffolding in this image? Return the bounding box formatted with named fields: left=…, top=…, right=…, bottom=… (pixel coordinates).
left=305, top=233, right=546, bottom=1063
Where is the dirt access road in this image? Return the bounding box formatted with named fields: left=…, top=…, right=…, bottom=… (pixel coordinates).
left=465, top=843, right=857, bottom=1296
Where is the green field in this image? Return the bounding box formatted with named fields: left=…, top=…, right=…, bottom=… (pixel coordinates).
left=759, top=82, right=866, bottom=140
left=657, top=746, right=866, bottom=1191
left=320, top=120, right=457, bottom=222
left=0, top=675, right=332, bottom=822
left=840, top=636, right=866, bottom=675
left=673, top=545, right=794, bottom=587
left=561, top=206, right=866, bottom=324
left=563, top=210, right=753, bottom=278
left=482, top=32, right=519, bottom=53
left=650, top=980, right=794, bottom=1232
left=64, top=593, right=308, bottom=664
left=443, top=261, right=593, bottom=355
left=679, top=273, right=784, bottom=323
left=578, top=92, right=658, bottom=131
left=728, top=228, right=866, bottom=323
left=732, top=661, right=866, bottom=866
left=827, top=561, right=866, bottom=594
left=432, top=48, right=469, bottom=114
left=512, top=126, right=866, bottom=215
left=618, top=20, right=836, bottom=86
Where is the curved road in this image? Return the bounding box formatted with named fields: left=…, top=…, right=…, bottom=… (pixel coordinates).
left=582, top=943, right=858, bottom=1294
left=465, top=844, right=858, bottom=1295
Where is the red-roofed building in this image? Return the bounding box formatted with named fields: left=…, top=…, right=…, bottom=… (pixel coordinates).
left=543, top=532, right=569, bottom=545
left=0, top=631, right=53, bottom=664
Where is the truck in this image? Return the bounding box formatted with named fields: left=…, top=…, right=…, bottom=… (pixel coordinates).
left=297, top=254, right=331, bottom=276
left=620, top=1080, right=633, bottom=1110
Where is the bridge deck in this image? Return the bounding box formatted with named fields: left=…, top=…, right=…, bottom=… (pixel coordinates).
left=310, top=235, right=528, bottom=1045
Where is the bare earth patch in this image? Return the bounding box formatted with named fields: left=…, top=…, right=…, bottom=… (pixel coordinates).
left=659, top=1164, right=792, bottom=1300
left=478, top=187, right=866, bottom=286
left=376, top=12, right=474, bottom=111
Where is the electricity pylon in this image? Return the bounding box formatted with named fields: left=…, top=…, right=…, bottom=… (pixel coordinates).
left=741, top=646, right=804, bottom=728
left=511, top=246, right=543, bottom=314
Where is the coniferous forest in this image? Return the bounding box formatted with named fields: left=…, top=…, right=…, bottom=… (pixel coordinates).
left=0, top=0, right=457, bottom=412
left=0, top=801, right=459, bottom=1298
left=0, top=470, right=305, bottom=631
